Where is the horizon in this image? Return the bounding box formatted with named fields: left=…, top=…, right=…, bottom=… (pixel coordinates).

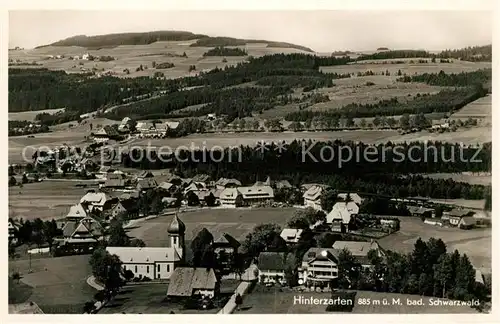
left=9, top=10, right=492, bottom=52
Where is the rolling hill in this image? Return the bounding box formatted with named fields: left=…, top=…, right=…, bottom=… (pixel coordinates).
left=36, top=31, right=315, bottom=52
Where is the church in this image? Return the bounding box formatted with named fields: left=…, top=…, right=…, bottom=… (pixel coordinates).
left=106, top=213, right=186, bottom=280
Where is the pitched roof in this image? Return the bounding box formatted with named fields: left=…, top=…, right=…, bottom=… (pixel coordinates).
left=337, top=193, right=363, bottom=204
left=449, top=208, right=475, bottom=217
left=80, top=192, right=111, bottom=205
left=103, top=178, right=126, bottom=188
left=460, top=216, right=476, bottom=226
left=159, top=182, right=175, bottom=190
left=332, top=241, right=381, bottom=257
left=215, top=178, right=242, bottom=187
left=62, top=220, right=79, bottom=237
left=137, top=178, right=158, bottom=190
left=66, top=204, right=88, bottom=219
left=280, top=228, right=303, bottom=243
left=408, top=206, right=434, bottom=215
left=192, top=174, right=211, bottom=183
left=258, top=252, right=293, bottom=271
left=107, top=247, right=182, bottom=264
left=220, top=188, right=240, bottom=200
left=301, top=183, right=329, bottom=192
left=303, top=185, right=325, bottom=200
left=327, top=202, right=357, bottom=224
left=238, top=185, right=274, bottom=199
left=138, top=170, right=154, bottom=178
left=275, top=180, right=292, bottom=189
left=118, top=199, right=139, bottom=213
left=214, top=233, right=241, bottom=248
left=167, top=268, right=218, bottom=297
left=302, top=248, right=338, bottom=264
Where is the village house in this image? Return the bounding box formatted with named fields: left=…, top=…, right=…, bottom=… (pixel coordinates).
left=58, top=216, right=105, bottom=251
left=158, top=181, right=177, bottom=194
left=8, top=219, right=19, bottom=244
left=183, top=181, right=206, bottom=195
left=299, top=248, right=339, bottom=288
left=102, top=173, right=127, bottom=189
left=167, top=267, right=219, bottom=299
left=458, top=216, right=477, bottom=230
left=213, top=233, right=241, bottom=273
left=136, top=170, right=154, bottom=180
left=302, top=185, right=328, bottom=210
left=332, top=240, right=384, bottom=268
left=327, top=201, right=359, bottom=231
left=215, top=177, right=242, bottom=190
left=257, top=252, right=295, bottom=286
left=107, top=214, right=186, bottom=280
left=136, top=178, right=158, bottom=192
left=118, top=117, right=134, bottom=133
left=92, top=125, right=121, bottom=143
left=280, top=228, right=303, bottom=244
left=408, top=206, right=434, bottom=218
left=80, top=191, right=117, bottom=212
left=273, top=179, right=293, bottom=190
left=108, top=199, right=139, bottom=220
left=238, top=185, right=274, bottom=206
left=337, top=193, right=363, bottom=205
left=192, top=173, right=211, bottom=184
left=66, top=203, right=89, bottom=220
left=219, top=188, right=243, bottom=208
left=443, top=208, right=476, bottom=226
left=162, top=197, right=179, bottom=208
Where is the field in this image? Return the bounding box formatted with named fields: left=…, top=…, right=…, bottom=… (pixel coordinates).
left=9, top=180, right=92, bottom=220
left=8, top=41, right=309, bottom=79
left=423, top=173, right=491, bottom=186
left=9, top=108, right=66, bottom=121
left=378, top=217, right=491, bottom=270
left=127, top=208, right=296, bottom=246
left=242, top=286, right=479, bottom=314
left=451, top=94, right=492, bottom=126
left=8, top=255, right=95, bottom=314
left=260, top=76, right=444, bottom=119
left=98, top=280, right=239, bottom=314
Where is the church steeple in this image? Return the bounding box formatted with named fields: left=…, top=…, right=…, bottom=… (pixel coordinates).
left=168, top=212, right=185, bottom=260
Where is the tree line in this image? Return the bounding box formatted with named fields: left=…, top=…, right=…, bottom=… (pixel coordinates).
left=397, top=69, right=492, bottom=87
left=438, top=45, right=492, bottom=62
left=203, top=46, right=248, bottom=56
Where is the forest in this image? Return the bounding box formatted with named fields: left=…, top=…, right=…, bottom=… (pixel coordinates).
left=355, top=50, right=432, bottom=61
left=286, top=86, right=487, bottom=121
left=37, top=31, right=208, bottom=48
left=8, top=68, right=181, bottom=113
left=438, top=45, right=492, bottom=62
left=397, top=69, right=492, bottom=87
left=202, top=46, right=248, bottom=56
left=114, top=140, right=491, bottom=200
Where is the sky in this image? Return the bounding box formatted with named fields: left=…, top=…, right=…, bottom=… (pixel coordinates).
left=8, top=10, right=492, bottom=52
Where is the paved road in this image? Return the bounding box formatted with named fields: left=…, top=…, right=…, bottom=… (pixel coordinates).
left=218, top=264, right=258, bottom=314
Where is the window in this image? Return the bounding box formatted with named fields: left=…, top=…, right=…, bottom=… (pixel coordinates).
left=147, top=266, right=149, bottom=273
left=157, top=264, right=160, bottom=272
left=135, top=265, right=137, bottom=273
left=173, top=237, right=177, bottom=245
left=167, top=264, right=170, bottom=272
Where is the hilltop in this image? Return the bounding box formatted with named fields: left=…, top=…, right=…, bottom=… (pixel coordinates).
left=36, top=30, right=315, bottom=52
